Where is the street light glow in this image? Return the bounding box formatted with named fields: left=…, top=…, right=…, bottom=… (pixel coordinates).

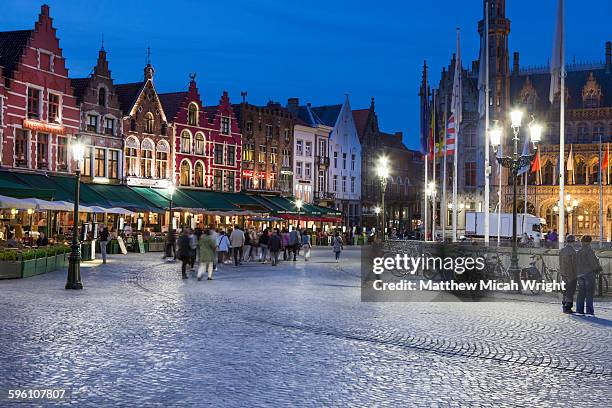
left=510, top=109, right=523, bottom=129
left=295, top=199, right=303, bottom=209
left=376, top=156, right=390, bottom=179
left=71, top=139, right=85, bottom=163
left=489, top=126, right=502, bottom=148
left=167, top=182, right=176, bottom=197
left=529, top=122, right=543, bottom=144
left=374, top=206, right=381, bottom=215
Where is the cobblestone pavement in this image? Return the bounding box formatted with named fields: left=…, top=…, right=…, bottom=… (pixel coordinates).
left=1, top=247, right=611, bottom=407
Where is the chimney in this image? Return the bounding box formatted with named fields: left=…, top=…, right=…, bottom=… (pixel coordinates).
left=606, top=41, right=611, bottom=74
left=287, top=97, right=299, bottom=109
left=41, top=4, right=50, bottom=17
left=513, top=52, right=520, bottom=75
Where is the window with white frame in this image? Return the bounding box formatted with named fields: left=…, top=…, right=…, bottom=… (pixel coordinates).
left=221, top=117, right=230, bottom=135
left=180, top=130, right=191, bottom=153
left=342, top=176, right=347, bottom=192
left=188, top=103, right=198, bottom=126
left=305, top=162, right=312, bottom=179
left=195, top=132, right=205, bottom=155
left=333, top=175, right=338, bottom=192
left=27, top=88, right=41, bottom=119
left=305, top=141, right=312, bottom=156
left=296, top=140, right=303, bottom=156
left=48, top=93, right=60, bottom=123
left=87, top=115, right=98, bottom=132
left=296, top=161, right=303, bottom=178
left=104, top=117, right=115, bottom=135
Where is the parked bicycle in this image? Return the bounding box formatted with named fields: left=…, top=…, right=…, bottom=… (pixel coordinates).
left=520, top=254, right=560, bottom=295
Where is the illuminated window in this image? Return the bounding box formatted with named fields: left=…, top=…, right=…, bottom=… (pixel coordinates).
left=226, top=145, right=236, bottom=166
left=195, top=133, right=205, bottom=155
left=141, top=148, right=153, bottom=177
left=48, top=93, right=60, bottom=122
left=37, top=133, right=49, bottom=169
left=95, top=148, right=106, bottom=177
left=180, top=130, right=191, bottom=153
left=188, top=103, right=198, bottom=126
left=126, top=147, right=137, bottom=176
left=180, top=160, right=191, bottom=186
left=195, top=162, right=204, bottom=187
left=145, top=112, right=154, bottom=133
left=108, top=150, right=119, bottom=179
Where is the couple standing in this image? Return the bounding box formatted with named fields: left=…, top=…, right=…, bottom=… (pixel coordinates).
left=177, top=227, right=217, bottom=281
left=559, top=235, right=602, bottom=316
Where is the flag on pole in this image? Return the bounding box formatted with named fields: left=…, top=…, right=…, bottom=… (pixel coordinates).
left=477, top=34, right=487, bottom=118
left=428, top=105, right=436, bottom=160
left=517, top=132, right=531, bottom=175
left=446, top=114, right=456, bottom=156
left=567, top=144, right=575, bottom=184
left=550, top=0, right=565, bottom=103
left=601, top=144, right=609, bottom=173
left=531, top=150, right=542, bottom=184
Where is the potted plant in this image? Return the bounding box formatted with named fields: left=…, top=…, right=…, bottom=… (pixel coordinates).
left=0, top=250, right=21, bottom=279
left=21, top=249, right=37, bottom=278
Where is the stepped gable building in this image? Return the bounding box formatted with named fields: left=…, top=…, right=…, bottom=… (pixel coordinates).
left=0, top=5, right=80, bottom=173
left=309, top=96, right=361, bottom=226
left=159, top=77, right=241, bottom=192
left=353, top=98, right=423, bottom=232
left=233, top=100, right=294, bottom=194
left=115, top=61, right=171, bottom=188
left=70, top=47, right=123, bottom=183
left=286, top=98, right=333, bottom=205
left=426, top=0, right=612, bottom=238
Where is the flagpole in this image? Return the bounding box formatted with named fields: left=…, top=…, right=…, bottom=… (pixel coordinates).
left=452, top=28, right=461, bottom=243
left=552, top=0, right=566, bottom=248
left=497, top=152, right=502, bottom=246
left=424, top=153, right=429, bottom=241
left=600, top=133, right=604, bottom=248
left=442, top=101, right=448, bottom=242
left=484, top=0, right=490, bottom=245
left=432, top=93, right=437, bottom=240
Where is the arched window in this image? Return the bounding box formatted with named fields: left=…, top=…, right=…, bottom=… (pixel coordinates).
left=180, top=130, right=191, bottom=153
left=98, top=87, right=106, bottom=107
left=180, top=160, right=191, bottom=186
left=543, top=160, right=554, bottom=185
left=194, top=161, right=204, bottom=187
left=188, top=103, right=198, bottom=126
left=155, top=140, right=169, bottom=179
left=590, top=160, right=600, bottom=184
left=195, top=132, right=205, bottom=155
left=545, top=206, right=557, bottom=230
left=145, top=112, right=154, bottom=134
left=575, top=158, right=586, bottom=184
left=140, top=139, right=154, bottom=178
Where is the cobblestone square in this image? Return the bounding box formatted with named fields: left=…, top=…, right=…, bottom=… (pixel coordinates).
left=1, top=247, right=611, bottom=407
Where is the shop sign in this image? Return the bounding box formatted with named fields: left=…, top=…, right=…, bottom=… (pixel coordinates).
left=23, top=119, right=66, bottom=135
left=242, top=170, right=254, bottom=177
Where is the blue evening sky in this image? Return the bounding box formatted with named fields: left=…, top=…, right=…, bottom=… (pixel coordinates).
left=2, top=1, right=610, bottom=149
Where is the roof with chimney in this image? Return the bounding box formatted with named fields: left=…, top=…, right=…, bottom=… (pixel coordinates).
left=0, top=30, right=32, bottom=80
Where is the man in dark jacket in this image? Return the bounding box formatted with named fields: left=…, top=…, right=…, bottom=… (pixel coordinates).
left=576, top=235, right=601, bottom=316
left=269, top=229, right=282, bottom=266
left=559, top=235, right=577, bottom=313
left=177, top=228, right=193, bottom=280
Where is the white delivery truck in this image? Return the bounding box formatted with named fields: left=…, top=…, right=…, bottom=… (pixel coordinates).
left=465, top=212, right=542, bottom=240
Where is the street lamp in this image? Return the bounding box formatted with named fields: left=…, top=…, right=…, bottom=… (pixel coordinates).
left=490, top=110, right=542, bottom=286
left=295, top=198, right=303, bottom=228
left=66, top=139, right=85, bottom=290
left=555, top=193, right=578, bottom=234
left=165, top=182, right=176, bottom=259
left=376, top=156, right=390, bottom=241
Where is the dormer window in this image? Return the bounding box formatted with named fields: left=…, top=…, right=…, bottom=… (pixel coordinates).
left=221, top=117, right=230, bottom=135
left=188, top=103, right=198, bottom=126
left=98, top=87, right=106, bottom=107
left=145, top=112, right=154, bottom=133
left=87, top=114, right=98, bottom=132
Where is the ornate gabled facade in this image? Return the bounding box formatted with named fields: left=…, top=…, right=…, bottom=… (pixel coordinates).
left=310, top=96, right=362, bottom=226
left=234, top=101, right=294, bottom=194
left=426, top=0, right=612, bottom=239
left=159, top=78, right=241, bottom=192
left=0, top=5, right=80, bottom=174
left=115, top=62, right=171, bottom=188
left=71, top=47, right=123, bottom=183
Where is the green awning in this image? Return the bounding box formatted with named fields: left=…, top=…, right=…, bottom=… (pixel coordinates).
left=88, top=184, right=163, bottom=212
left=0, top=171, right=55, bottom=200
left=129, top=187, right=173, bottom=212
left=148, top=188, right=205, bottom=210
left=217, top=192, right=269, bottom=212
left=183, top=190, right=240, bottom=212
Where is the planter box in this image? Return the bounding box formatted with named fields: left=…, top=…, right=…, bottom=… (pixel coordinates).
left=21, top=259, right=37, bottom=278
left=46, top=254, right=57, bottom=273
left=148, top=242, right=165, bottom=252
left=35, top=257, right=47, bottom=276
left=0, top=261, right=21, bottom=279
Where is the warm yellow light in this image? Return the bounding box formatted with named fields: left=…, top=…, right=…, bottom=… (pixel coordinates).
left=71, top=139, right=85, bottom=162
left=572, top=199, right=578, bottom=208
left=376, top=156, right=390, bottom=179
left=565, top=193, right=571, bottom=202
left=27, top=208, right=34, bottom=215
left=553, top=205, right=559, bottom=213
left=10, top=208, right=17, bottom=215
left=529, top=122, right=543, bottom=144
left=510, top=109, right=523, bottom=128
left=374, top=206, right=381, bottom=215
left=295, top=199, right=303, bottom=210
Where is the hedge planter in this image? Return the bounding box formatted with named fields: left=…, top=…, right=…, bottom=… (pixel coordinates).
left=21, top=259, right=37, bottom=278
left=148, top=242, right=164, bottom=252
left=35, top=257, right=47, bottom=276
left=45, top=255, right=57, bottom=273
left=0, top=261, right=21, bottom=279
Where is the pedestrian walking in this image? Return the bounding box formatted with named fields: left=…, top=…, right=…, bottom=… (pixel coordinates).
left=243, top=228, right=252, bottom=263
left=289, top=227, right=301, bottom=261
left=259, top=229, right=270, bottom=263
left=301, top=229, right=311, bottom=261
left=163, top=227, right=177, bottom=260
left=281, top=228, right=290, bottom=260
left=216, top=230, right=230, bottom=265
left=198, top=229, right=217, bottom=281
left=559, top=235, right=577, bottom=314
left=99, top=227, right=110, bottom=264
left=188, top=228, right=198, bottom=272
left=269, top=228, right=282, bottom=266
left=249, top=229, right=259, bottom=261
left=210, top=227, right=219, bottom=270
left=575, top=235, right=601, bottom=316
left=332, top=231, right=343, bottom=262
left=177, top=228, right=194, bottom=279
left=230, top=225, right=245, bottom=266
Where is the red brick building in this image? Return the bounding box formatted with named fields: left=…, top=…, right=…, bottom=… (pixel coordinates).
left=115, top=63, right=171, bottom=188
left=159, top=77, right=241, bottom=191
left=70, top=47, right=123, bottom=184
left=0, top=5, right=80, bottom=173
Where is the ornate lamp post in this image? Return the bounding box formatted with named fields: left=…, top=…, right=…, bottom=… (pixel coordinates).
left=66, top=139, right=85, bottom=290
left=490, top=110, right=542, bottom=284
left=376, top=156, right=390, bottom=241
left=165, top=182, right=176, bottom=259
